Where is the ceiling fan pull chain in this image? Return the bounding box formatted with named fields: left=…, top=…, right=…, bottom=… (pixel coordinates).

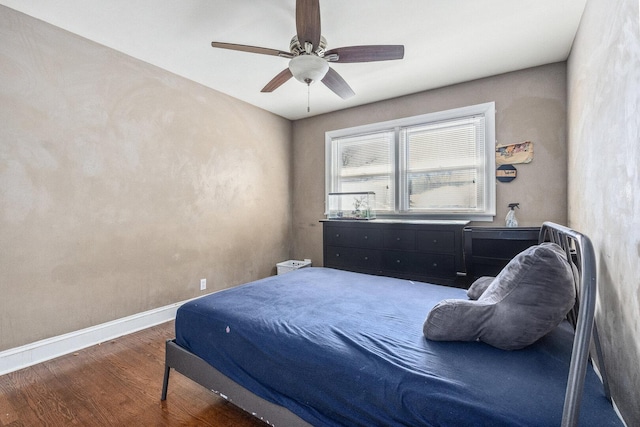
left=307, top=82, right=311, bottom=113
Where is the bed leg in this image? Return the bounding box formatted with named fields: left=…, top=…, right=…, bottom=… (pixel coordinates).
left=161, top=363, right=171, bottom=400
left=161, top=339, right=174, bottom=402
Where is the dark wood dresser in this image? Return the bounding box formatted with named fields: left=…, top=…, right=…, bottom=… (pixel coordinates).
left=322, top=220, right=468, bottom=287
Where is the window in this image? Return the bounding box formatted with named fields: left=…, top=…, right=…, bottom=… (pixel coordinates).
left=325, top=102, right=496, bottom=221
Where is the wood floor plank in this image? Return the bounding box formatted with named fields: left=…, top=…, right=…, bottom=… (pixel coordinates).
left=42, top=350, right=122, bottom=425
left=0, top=321, right=265, bottom=426
left=6, top=365, right=73, bottom=425
left=0, top=378, right=30, bottom=426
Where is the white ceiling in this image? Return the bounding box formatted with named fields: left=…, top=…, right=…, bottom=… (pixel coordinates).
left=0, top=0, right=586, bottom=120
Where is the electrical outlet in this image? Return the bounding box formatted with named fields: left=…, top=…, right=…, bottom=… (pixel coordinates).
left=200, top=278, right=206, bottom=291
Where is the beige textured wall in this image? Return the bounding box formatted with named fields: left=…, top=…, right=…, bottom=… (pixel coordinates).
left=292, top=63, right=568, bottom=265
left=567, top=0, right=640, bottom=424
left=0, top=7, right=292, bottom=351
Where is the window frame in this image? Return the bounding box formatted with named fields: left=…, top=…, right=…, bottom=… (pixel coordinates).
left=325, top=102, right=496, bottom=221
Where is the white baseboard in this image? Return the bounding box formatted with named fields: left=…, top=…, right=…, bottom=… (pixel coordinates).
left=0, top=299, right=192, bottom=376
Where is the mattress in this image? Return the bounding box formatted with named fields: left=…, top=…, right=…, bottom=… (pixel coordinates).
left=175, top=267, right=621, bottom=426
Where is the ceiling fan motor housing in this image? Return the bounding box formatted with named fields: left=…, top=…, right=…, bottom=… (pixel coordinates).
left=290, top=35, right=327, bottom=57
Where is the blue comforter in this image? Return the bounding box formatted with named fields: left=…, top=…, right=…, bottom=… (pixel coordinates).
left=175, top=267, right=621, bottom=426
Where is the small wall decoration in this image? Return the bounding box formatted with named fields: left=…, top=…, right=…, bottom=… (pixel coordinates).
left=496, top=164, right=517, bottom=183
left=496, top=141, right=533, bottom=165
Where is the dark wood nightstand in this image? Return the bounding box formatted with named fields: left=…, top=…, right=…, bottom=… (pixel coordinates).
left=463, top=226, right=541, bottom=282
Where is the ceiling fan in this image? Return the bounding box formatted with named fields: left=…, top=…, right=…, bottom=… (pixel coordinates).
left=211, top=0, right=404, bottom=100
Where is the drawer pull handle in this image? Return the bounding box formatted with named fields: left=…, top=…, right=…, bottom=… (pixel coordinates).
left=336, top=234, right=340, bottom=238
left=396, top=259, right=401, bottom=263
left=433, top=263, right=438, bottom=267
left=335, top=253, right=340, bottom=257
left=364, top=256, right=369, bottom=260
left=364, top=236, right=368, bottom=240
left=433, top=239, right=438, bottom=243
left=396, top=237, right=401, bottom=241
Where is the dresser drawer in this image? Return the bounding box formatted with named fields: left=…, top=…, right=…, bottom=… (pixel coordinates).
left=325, top=245, right=381, bottom=270
left=381, top=251, right=415, bottom=273
left=417, top=230, right=455, bottom=254
left=324, top=227, right=351, bottom=246
left=413, top=253, right=455, bottom=276
left=324, top=225, right=382, bottom=248
left=383, top=229, right=416, bottom=250
left=350, top=227, right=382, bottom=248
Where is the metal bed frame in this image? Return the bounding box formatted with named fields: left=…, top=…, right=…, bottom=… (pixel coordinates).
left=161, top=222, right=610, bottom=427
left=538, top=222, right=610, bottom=426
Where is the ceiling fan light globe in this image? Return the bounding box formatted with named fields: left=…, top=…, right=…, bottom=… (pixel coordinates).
left=289, top=55, right=329, bottom=84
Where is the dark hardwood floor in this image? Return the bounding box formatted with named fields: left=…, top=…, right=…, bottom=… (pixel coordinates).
left=0, top=321, right=266, bottom=426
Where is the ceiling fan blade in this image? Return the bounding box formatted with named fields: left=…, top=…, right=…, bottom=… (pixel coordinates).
left=261, top=68, right=294, bottom=92
left=211, top=42, right=292, bottom=58
left=324, top=45, right=405, bottom=63
left=296, top=0, right=321, bottom=50
left=322, top=67, right=355, bottom=99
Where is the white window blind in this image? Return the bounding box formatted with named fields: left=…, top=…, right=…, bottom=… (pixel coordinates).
left=401, top=115, right=486, bottom=213
left=330, top=131, right=395, bottom=211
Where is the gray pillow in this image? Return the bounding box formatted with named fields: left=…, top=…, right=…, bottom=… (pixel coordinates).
left=423, top=243, right=576, bottom=350
left=467, top=276, right=495, bottom=300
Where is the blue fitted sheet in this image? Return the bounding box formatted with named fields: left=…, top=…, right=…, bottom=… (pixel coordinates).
left=175, top=267, right=621, bottom=426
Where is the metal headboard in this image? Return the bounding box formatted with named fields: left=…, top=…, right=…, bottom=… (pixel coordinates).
left=539, top=222, right=610, bottom=427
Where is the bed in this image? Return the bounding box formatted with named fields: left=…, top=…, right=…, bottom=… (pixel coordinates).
left=161, top=222, right=622, bottom=426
